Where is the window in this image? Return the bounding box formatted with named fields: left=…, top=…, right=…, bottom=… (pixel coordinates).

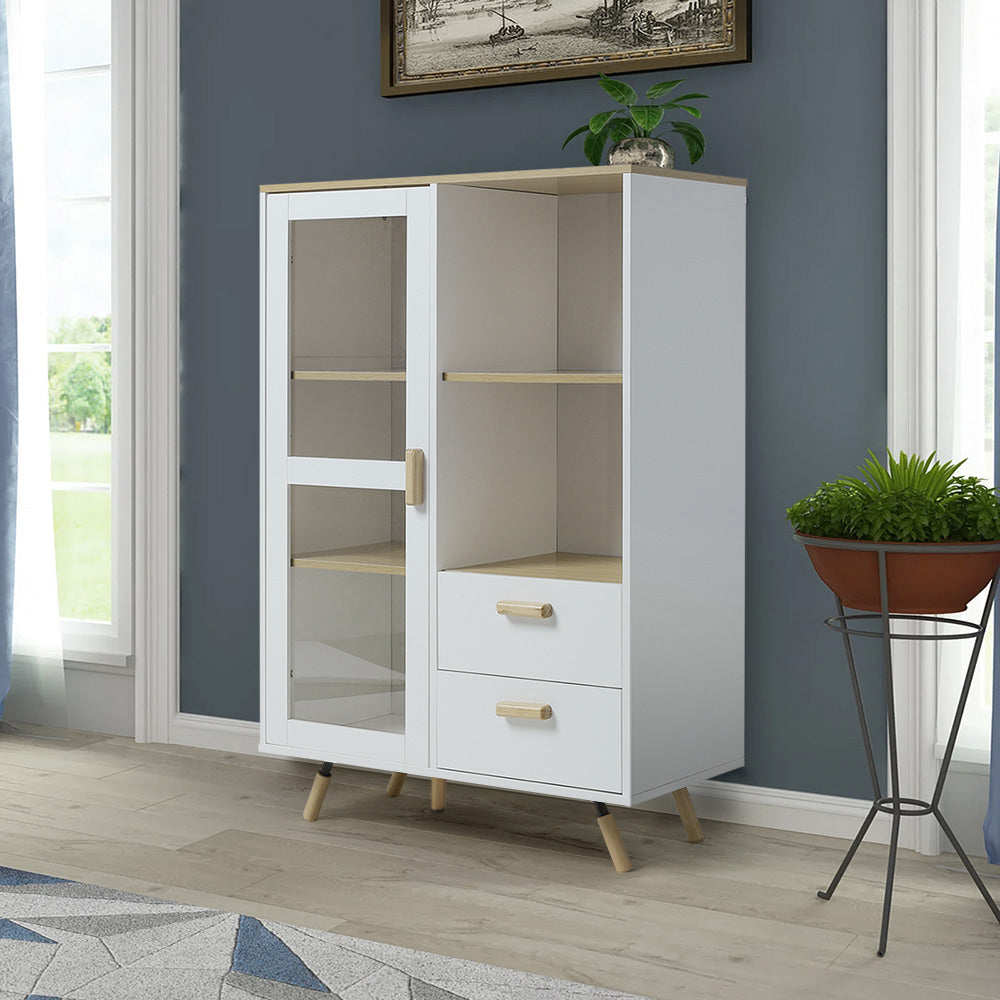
left=46, top=0, right=113, bottom=625
left=935, top=0, right=1000, bottom=760
left=12, top=0, right=132, bottom=658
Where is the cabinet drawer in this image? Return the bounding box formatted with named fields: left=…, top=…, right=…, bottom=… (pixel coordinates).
left=436, top=671, right=622, bottom=793
left=438, top=571, right=621, bottom=686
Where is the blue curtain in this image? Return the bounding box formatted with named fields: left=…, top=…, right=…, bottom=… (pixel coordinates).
left=0, top=0, right=15, bottom=722
left=987, top=163, right=1000, bottom=862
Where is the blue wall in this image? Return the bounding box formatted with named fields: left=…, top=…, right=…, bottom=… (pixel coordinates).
left=179, top=0, right=887, bottom=799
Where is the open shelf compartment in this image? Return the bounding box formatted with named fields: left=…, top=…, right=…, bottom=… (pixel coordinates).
left=435, top=184, right=623, bottom=581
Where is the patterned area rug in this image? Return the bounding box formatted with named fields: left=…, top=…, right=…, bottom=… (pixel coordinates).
left=0, top=866, right=648, bottom=999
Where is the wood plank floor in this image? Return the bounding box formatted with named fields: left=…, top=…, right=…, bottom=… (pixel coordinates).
left=0, top=726, right=998, bottom=999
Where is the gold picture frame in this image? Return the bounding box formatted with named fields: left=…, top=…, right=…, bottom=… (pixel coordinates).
left=381, top=0, right=750, bottom=97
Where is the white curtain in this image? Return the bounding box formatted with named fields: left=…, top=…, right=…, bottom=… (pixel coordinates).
left=4, top=0, right=65, bottom=727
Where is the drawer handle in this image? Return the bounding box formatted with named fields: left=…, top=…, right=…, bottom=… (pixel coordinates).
left=496, top=600, right=552, bottom=619
left=496, top=701, right=553, bottom=720
left=405, top=448, right=424, bottom=506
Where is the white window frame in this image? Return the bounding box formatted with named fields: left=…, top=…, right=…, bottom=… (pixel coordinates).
left=886, top=0, right=998, bottom=854
left=888, top=0, right=942, bottom=856
left=44, top=0, right=181, bottom=727
left=56, top=0, right=135, bottom=666
left=131, top=0, right=179, bottom=743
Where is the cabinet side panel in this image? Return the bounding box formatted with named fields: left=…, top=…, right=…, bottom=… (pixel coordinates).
left=259, top=193, right=268, bottom=745
left=263, top=194, right=291, bottom=748
left=435, top=186, right=558, bottom=569
left=626, top=174, right=746, bottom=796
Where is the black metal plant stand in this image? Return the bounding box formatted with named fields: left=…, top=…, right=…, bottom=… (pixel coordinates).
left=794, top=534, right=1000, bottom=957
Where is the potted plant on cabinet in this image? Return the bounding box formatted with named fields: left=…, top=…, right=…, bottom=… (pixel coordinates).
left=562, top=74, right=707, bottom=169
left=786, top=451, right=1000, bottom=613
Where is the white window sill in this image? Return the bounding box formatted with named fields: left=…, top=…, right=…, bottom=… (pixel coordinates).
left=935, top=742, right=991, bottom=773
left=62, top=652, right=132, bottom=673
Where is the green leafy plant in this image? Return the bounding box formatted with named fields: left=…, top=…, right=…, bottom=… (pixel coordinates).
left=786, top=450, right=1000, bottom=543
left=562, top=74, right=707, bottom=166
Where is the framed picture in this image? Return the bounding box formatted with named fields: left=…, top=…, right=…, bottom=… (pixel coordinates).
left=381, top=0, right=750, bottom=97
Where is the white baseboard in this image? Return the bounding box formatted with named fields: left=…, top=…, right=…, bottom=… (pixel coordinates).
left=644, top=780, right=894, bottom=846
left=168, top=712, right=260, bottom=753
left=163, top=714, right=899, bottom=846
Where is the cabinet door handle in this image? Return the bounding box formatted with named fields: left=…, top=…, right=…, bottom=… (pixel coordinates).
left=405, top=448, right=424, bottom=506
left=496, top=701, right=553, bottom=720
left=496, top=600, right=552, bottom=619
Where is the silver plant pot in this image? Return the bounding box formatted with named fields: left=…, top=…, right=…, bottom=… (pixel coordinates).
left=608, top=137, right=675, bottom=169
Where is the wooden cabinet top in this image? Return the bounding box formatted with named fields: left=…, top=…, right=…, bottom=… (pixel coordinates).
left=260, top=163, right=747, bottom=197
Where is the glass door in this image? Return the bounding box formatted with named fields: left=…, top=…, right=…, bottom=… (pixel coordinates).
left=262, top=187, right=430, bottom=765
left=288, top=213, right=407, bottom=460
left=288, top=485, right=405, bottom=739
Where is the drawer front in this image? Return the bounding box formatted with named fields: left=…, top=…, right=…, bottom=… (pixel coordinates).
left=438, top=572, right=621, bottom=686
left=436, top=671, right=622, bottom=793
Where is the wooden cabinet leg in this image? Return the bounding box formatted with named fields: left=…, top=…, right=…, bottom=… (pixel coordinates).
left=303, top=762, right=333, bottom=822
left=430, top=777, right=447, bottom=812
left=595, top=802, right=632, bottom=873
left=672, top=786, right=704, bottom=843
left=386, top=772, right=407, bottom=797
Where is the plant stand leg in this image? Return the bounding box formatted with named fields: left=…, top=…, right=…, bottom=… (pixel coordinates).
left=595, top=802, right=632, bottom=873
left=816, top=559, right=1000, bottom=956
left=818, top=596, right=885, bottom=903
left=817, top=802, right=880, bottom=902
left=386, top=772, right=407, bottom=797
left=302, top=762, right=333, bottom=822
left=671, top=787, right=704, bottom=843
left=430, top=778, right=447, bottom=812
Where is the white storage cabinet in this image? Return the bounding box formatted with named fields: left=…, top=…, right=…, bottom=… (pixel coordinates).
left=260, top=165, right=746, bottom=872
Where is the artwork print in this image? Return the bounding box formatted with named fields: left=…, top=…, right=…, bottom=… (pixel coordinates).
left=382, top=0, right=750, bottom=96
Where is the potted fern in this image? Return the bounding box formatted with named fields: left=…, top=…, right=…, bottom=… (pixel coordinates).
left=562, top=74, right=707, bottom=169
left=786, top=451, right=1000, bottom=613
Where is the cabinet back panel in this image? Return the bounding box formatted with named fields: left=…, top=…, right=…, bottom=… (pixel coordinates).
left=289, top=485, right=403, bottom=554
left=290, top=381, right=404, bottom=461
left=289, top=216, right=406, bottom=461
left=436, top=384, right=557, bottom=569
left=289, top=217, right=405, bottom=367
left=289, top=218, right=406, bottom=370
left=555, top=193, right=624, bottom=557
left=556, top=385, right=623, bottom=557
left=557, top=193, right=623, bottom=371
left=435, top=185, right=557, bottom=373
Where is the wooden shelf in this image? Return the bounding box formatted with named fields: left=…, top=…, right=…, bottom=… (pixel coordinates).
left=292, top=370, right=406, bottom=382
left=442, top=371, right=622, bottom=385
left=291, top=541, right=404, bottom=575
left=449, top=551, right=622, bottom=584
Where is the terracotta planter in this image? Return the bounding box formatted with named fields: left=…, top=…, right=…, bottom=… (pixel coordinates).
left=800, top=535, right=1000, bottom=613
